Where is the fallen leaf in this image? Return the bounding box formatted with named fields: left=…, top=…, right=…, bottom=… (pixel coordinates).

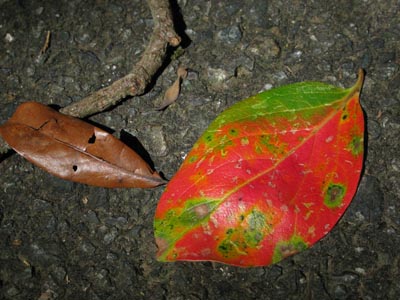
left=0, top=102, right=166, bottom=188
left=154, top=70, right=365, bottom=266
left=156, top=66, right=187, bottom=110
left=177, top=66, right=188, bottom=79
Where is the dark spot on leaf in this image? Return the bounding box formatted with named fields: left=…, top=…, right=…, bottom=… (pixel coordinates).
left=205, top=134, right=213, bottom=143
left=229, top=128, right=238, bottom=136
left=260, top=135, right=269, bottom=145
left=218, top=242, right=232, bottom=255
left=324, top=183, right=346, bottom=208
left=72, top=165, right=78, bottom=172
left=88, top=133, right=96, bottom=144
left=342, top=114, right=348, bottom=120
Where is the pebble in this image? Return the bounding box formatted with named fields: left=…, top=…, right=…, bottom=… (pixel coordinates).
left=5, top=286, right=20, bottom=297
left=58, top=31, right=70, bottom=42
left=20, top=267, right=34, bottom=280
left=361, top=52, right=372, bottom=68
left=379, top=52, right=396, bottom=63
left=380, top=65, right=397, bottom=79
left=32, top=198, right=52, bottom=211
left=333, top=284, right=348, bottom=299
left=246, top=36, right=280, bottom=60
left=93, top=269, right=111, bottom=287
left=103, top=228, right=118, bottom=244
left=121, top=28, right=132, bottom=41
left=109, top=3, right=123, bottom=13
left=105, top=216, right=128, bottom=228
left=83, top=210, right=100, bottom=225
left=355, top=267, right=366, bottom=275
left=367, top=119, right=381, bottom=139
left=50, top=265, right=67, bottom=284
left=35, top=7, right=44, bottom=15
left=80, top=240, right=96, bottom=254
left=341, top=62, right=357, bottom=79
left=106, top=252, right=119, bottom=261
left=272, top=71, right=288, bottom=81
left=216, top=25, right=242, bottom=44
left=261, top=83, right=273, bottom=92
left=4, top=33, right=15, bottom=42
left=77, top=32, right=91, bottom=44
left=141, top=125, right=168, bottom=157
left=207, top=67, right=229, bottom=83
left=30, top=243, right=59, bottom=266
left=26, top=66, right=35, bottom=77
left=391, top=157, right=400, bottom=172
left=245, top=2, right=269, bottom=27
left=127, top=225, right=143, bottom=239
left=380, top=97, right=399, bottom=107
left=340, top=273, right=359, bottom=282
left=235, top=55, right=255, bottom=72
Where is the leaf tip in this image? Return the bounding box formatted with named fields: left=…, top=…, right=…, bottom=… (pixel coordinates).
left=355, top=68, right=365, bottom=92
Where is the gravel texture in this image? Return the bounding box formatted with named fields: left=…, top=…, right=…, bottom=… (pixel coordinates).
left=1, top=0, right=399, bottom=299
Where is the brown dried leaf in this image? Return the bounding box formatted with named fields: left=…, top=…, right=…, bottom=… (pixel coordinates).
left=156, top=67, right=187, bottom=110
left=0, top=102, right=166, bottom=188
left=177, top=66, right=188, bottom=79
left=159, top=78, right=181, bottom=110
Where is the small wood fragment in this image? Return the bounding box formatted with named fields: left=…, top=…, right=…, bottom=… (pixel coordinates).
left=156, top=66, right=187, bottom=110
left=39, top=31, right=51, bottom=55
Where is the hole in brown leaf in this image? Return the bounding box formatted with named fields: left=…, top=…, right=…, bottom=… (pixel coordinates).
left=72, top=165, right=78, bottom=172
left=88, top=133, right=96, bottom=144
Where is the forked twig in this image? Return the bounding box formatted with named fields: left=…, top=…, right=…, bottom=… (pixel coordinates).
left=0, top=0, right=180, bottom=154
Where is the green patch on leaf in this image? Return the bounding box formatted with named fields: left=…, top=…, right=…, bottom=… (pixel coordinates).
left=218, top=238, right=247, bottom=258
left=273, top=235, right=308, bottom=263
left=348, top=135, right=363, bottom=156
left=324, top=183, right=347, bottom=208
left=188, top=155, right=198, bottom=163
left=244, top=209, right=268, bottom=247
left=155, top=198, right=221, bottom=242
left=217, top=208, right=269, bottom=258
left=203, top=133, right=215, bottom=145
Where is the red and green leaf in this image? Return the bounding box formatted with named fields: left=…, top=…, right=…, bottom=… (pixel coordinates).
left=154, top=70, right=365, bottom=267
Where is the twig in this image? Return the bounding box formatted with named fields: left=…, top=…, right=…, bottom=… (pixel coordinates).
left=0, top=0, right=180, bottom=154
left=60, top=0, right=180, bottom=117
left=39, top=31, right=51, bottom=55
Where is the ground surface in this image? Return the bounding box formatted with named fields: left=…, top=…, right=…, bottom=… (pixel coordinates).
left=1, top=0, right=399, bottom=299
